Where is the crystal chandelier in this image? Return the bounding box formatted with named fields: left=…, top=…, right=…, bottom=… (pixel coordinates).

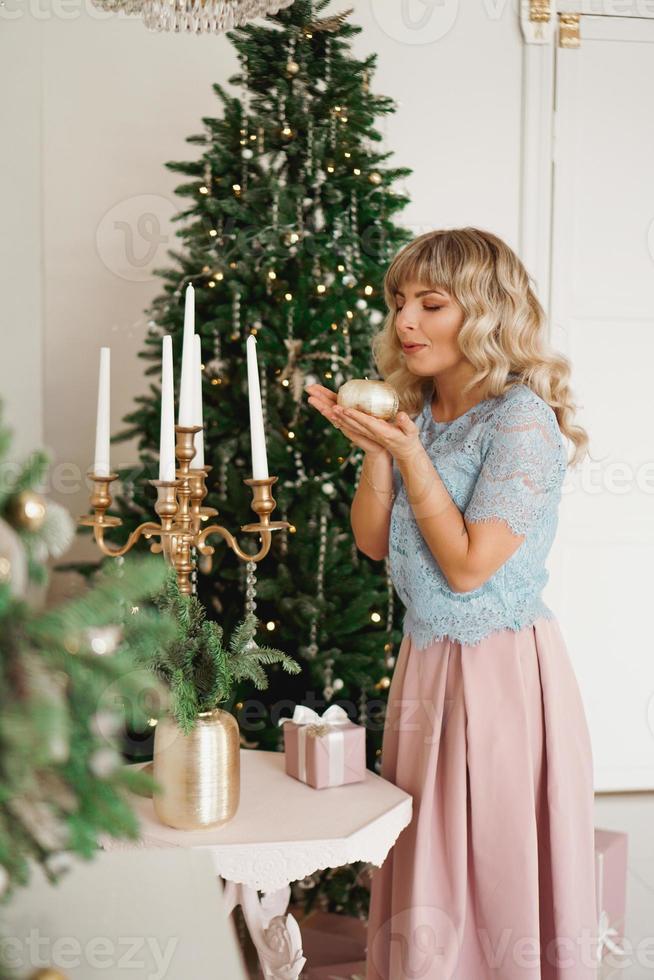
left=90, top=0, right=296, bottom=33
left=90, top=0, right=143, bottom=11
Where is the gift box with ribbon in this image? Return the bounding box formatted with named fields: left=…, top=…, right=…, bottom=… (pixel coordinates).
left=277, top=704, right=366, bottom=789
left=594, top=827, right=628, bottom=962
left=304, top=959, right=366, bottom=979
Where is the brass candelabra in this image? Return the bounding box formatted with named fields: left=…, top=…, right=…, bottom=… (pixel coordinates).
left=79, top=425, right=290, bottom=594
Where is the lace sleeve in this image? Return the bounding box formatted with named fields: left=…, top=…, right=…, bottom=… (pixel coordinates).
left=464, top=393, right=567, bottom=537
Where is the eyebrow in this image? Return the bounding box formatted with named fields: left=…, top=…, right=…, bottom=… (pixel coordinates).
left=394, top=289, right=448, bottom=298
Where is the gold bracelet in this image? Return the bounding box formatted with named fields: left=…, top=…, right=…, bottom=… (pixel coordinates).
left=362, top=466, right=395, bottom=496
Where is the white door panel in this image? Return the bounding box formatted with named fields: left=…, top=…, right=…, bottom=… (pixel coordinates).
left=548, top=14, right=654, bottom=790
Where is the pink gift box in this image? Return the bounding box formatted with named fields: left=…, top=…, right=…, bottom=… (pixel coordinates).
left=303, top=960, right=367, bottom=980
left=594, top=828, right=628, bottom=956
left=279, top=709, right=366, bottom=789
left=300, top=927, right=365, bottom=969
left=302, top=910, right=367, bottom=949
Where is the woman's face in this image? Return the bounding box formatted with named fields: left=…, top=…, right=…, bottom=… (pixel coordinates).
left=394, top=278, right=466, bottom=376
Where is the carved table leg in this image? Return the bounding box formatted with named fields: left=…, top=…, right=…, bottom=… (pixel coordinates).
left=221, top=878, right=306, bottom=980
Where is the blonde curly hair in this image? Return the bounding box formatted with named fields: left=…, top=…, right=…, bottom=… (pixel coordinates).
left=370, top=227, right=590, bottom=468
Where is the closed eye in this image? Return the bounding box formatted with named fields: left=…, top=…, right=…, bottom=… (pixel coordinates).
left=396, top=305, right=442, bottom=312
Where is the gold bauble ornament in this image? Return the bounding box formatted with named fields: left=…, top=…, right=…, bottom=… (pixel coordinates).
left=286, top=59, right=300, bottom=75
left=0, top=517, right=27, bottom=597
left=8, top=490, right=47, bottom=532
left=337, top=379, right=399, bottom=421
left=29, top=970, right=70, bottom=980
left=369, top=171, right=382, bottom=185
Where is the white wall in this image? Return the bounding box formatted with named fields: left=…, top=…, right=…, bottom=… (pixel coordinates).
left=0, top=0, right=523, bottom=558
left=0, top=15, right=44, bottom=460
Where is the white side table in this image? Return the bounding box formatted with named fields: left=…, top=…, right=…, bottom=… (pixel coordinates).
left=101, top=748, right=412, bottom=980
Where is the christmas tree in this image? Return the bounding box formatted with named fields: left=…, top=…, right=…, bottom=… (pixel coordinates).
left=110, top=1, right=413, bottom=913
left=0, top=408, right=75, bottom=599
left=0, top=402, right=177, bottom=909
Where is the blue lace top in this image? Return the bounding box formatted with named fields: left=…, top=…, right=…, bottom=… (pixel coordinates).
left=389, top=381, right=568, bottom=649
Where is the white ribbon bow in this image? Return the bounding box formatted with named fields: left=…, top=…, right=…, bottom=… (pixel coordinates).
left=278, top=705, right=351, bottom=785
left=596, top=909, right=625, bottom=961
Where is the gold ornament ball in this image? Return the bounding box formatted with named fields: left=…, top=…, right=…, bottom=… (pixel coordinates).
left=9, top=490, right=47, bottom=532
left=369, top=171, right=382, bottom=185
left=0, top=517, right=27, bottom=597
left=29, top=970, right=70, bottom=980
left=337, top=379, right=399, bottom=421
left=286, top=60, right=300, bottom=75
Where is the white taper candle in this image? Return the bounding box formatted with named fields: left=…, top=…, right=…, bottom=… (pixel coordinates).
left=246, top=334, right=269, bottom=480
left=178, top=283, right=195, bottom=426
left=193, top=334, right=205, bottom=469
left=159, top=335, right=176, bottom=482
left=93, top=347, right=111, bottom=476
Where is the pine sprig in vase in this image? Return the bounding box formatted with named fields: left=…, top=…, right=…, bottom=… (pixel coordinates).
left=145, top=569, right=301, bottom=736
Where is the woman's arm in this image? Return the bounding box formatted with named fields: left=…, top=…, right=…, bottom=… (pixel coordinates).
left=304, top=384, right=395, bottom=562
left=350, top=450, right=394, bottom=561
left=397, top=446, right=524, bottom=592
left=336, top=392, right=566, bottom=592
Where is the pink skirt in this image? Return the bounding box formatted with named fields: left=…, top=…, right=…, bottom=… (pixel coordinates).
left=365, top=615, right=598, bottom=980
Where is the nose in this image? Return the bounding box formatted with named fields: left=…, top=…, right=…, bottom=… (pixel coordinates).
left=396, top=306, right=416, bottom=331
left=396, top=310, right=419, bottom=339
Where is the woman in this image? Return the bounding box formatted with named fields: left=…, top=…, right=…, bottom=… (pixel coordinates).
left=305, top=228, right=599, bottom=979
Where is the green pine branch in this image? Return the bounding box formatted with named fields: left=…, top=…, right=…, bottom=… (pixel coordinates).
left=138, top=569, right=301, bottom=735
left=0, top=551, right=177, bottom=907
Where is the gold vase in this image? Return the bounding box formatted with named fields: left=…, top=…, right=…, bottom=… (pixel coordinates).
left=152, top=708, right=240, bottom=830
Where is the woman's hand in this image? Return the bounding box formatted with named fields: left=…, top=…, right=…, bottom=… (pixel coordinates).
left=334, top=404, right=421, bottom=463
left=305, top=384, right=420, bottom=463
left=305, top=384, right=389, bottom=458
